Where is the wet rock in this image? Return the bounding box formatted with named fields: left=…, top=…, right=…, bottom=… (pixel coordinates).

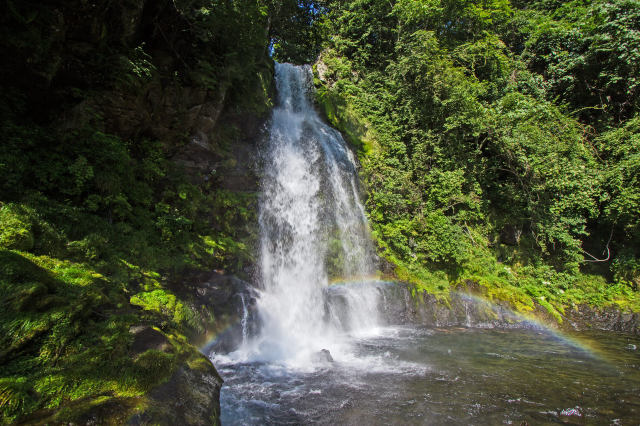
left=312, top=349, right=334, bottom=363
left=561, top=304, right=640, bottom=335
left=376, top=281, right=639, bottom=335
left=376, top=283, right=528, bottom=329
left=173, top=270, right=260, bottom=353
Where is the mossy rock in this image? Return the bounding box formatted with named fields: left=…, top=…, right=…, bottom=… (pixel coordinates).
left=0, top=203, right=34, bottom=251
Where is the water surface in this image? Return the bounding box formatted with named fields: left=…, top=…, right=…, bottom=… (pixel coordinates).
left=214, top=327, right=640, bottom=425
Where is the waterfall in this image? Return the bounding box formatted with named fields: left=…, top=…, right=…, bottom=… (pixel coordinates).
left=239, top=294, right=249, bottom=346
left=237, top=63, right=381, bottom=366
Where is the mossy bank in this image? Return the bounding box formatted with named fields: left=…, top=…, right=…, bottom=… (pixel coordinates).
left=0, top=0, right=289, bottom=422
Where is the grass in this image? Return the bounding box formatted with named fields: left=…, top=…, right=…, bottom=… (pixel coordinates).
left=0, top=247, right=226, bottom=423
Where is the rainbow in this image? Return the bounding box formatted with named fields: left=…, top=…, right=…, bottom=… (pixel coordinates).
left=457, top=292, right=607, bottom=360
left=328, top=275, right=391, bottom=286
left=201, top=280, right=609, bottom=362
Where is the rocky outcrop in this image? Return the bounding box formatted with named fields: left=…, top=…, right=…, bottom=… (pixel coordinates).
left=129, top=357, right=223, bottom=426
left=172, top=270, right=260, bottom=352
left=379, top=284, right=534, bottom=329
left=562, top=304, right=640, bottom=334
left=378, top=282, right=640, bottom=334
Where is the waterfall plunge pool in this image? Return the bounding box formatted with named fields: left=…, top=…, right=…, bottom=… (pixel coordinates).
left=212, top=326, right=640, bottom=425
left=214, top=63, right=640, bottom=425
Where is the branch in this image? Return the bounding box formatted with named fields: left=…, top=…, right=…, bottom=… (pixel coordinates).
left=581, top=227, right=614, bottom=263
left=463, top=222, right=476, bottom=246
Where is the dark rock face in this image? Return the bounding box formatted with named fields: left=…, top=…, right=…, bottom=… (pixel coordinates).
left=562, top=304, right=640, bottom=335
left=128, top=358, right=223, bottom=426
left=174, top=270, right=260, bottom=353
left=129, top=325, right=171, bottom=356
left=378, top=283, right=640, bottom=334
left=379, top=284, right=531, bottom=329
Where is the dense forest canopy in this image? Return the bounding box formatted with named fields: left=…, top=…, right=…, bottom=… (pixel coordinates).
left=1, top=0, right=639, bottom=422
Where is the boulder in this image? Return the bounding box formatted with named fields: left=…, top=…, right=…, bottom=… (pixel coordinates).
left=128, top=356, right=223, bottom=426
left=312, top=348, right=334, bottom=363
left=129, top=325, right=171, bottom=357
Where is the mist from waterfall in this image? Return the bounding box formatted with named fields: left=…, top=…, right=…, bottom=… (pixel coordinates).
left=233, top=63, right=382, bottom=367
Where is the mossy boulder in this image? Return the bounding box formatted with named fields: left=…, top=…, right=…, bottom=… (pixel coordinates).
left=0, top=203, right=35, bottom=251
left=128, top=356, right=223, bottom=426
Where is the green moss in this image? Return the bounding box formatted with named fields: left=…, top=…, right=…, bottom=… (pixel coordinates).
left=0, top=203, right=34, bottom=251
left=130, top=290, right=200, bottom=331
left=186, top=353, right=215, bottom=374
left=0, top=249, right=209, bottom=424
left=0, top=123, right=254, bottom=421
left=132, top=350, right=177, bottom=389
left=0, top=377, right=34, bottom=421
left=395, top=261, right=450, bottom=298
left=314, top=63, right=377, bottom=155
left=536, top=298, right=564, bottom=323
left=375, top=227, right=640, bottom=324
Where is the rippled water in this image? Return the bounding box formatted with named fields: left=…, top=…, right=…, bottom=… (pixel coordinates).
left=213, top=327, right=640, bottom=425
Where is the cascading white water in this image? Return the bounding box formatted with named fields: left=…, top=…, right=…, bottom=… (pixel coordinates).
left=236, top=63, right=381, bottom=366
left=239, top=294, right=249, bottom=346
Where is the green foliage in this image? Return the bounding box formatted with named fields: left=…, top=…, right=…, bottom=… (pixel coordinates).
left=1, top=0, right=639, bottom=420
left=316, top=0, right=640, bottom=314
left=0, top=0, right=287, bottom=420
left=489, top=92, right=600, bottom=266
left=598, top=116, right=640, bottom=234
left=0, top=250, right=165, bottom=423
left=0, top=134, right=247, bottom=421
left=271, top=0, right=327, bottom=63
left=514, top=0, right=640, bottom=125
left=611, top=251, right=640, bottom=291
